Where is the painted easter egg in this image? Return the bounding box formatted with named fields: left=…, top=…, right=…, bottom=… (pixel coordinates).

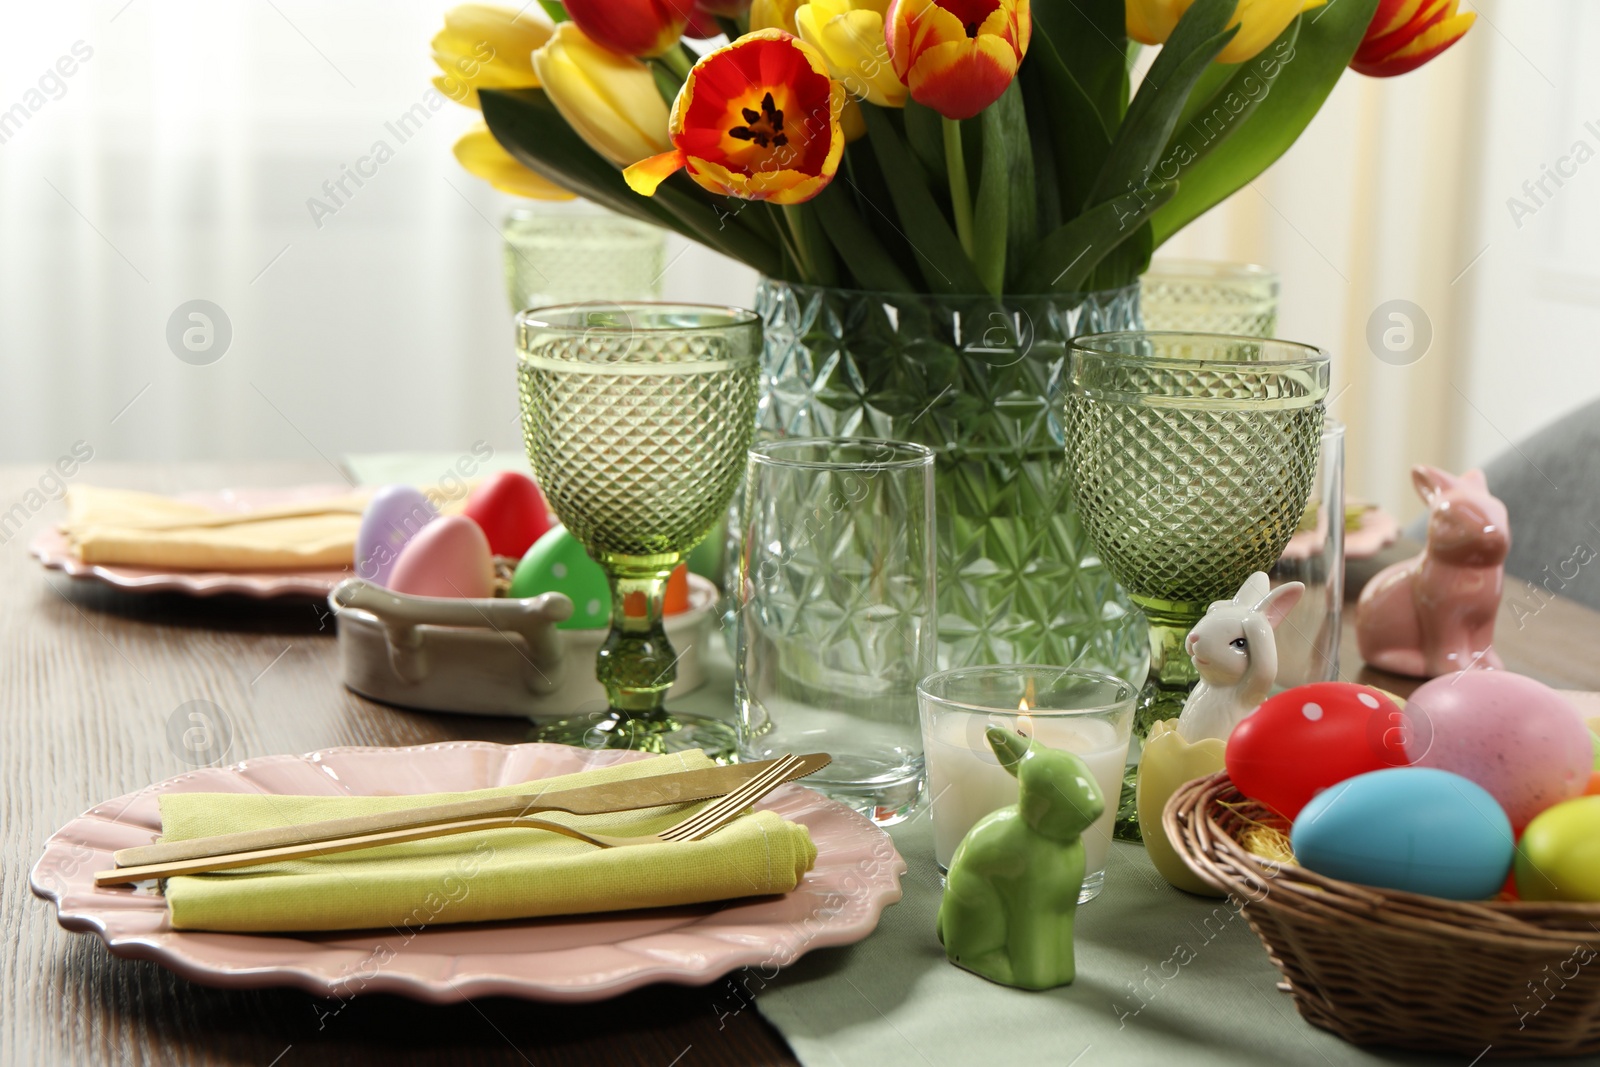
left=462, top=471, right=553, bottom=559
left=387, top=515, right=495, bottom=598
left=355, top=485, right=437, bottom=586
left=1226, top=682, right=1410, bottom=820
left=1516, top=796, right=1600, bottom=901
left=1293, top=767, right=1514, bottom=900
left=1404, top=671, right=1590, bottom=830
left=510, top=527, right=610, bottom=630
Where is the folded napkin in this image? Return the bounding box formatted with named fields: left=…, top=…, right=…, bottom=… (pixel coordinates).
left=61, top=485, right=369, bottom=570
left=159, top=751, right=817, bottom=933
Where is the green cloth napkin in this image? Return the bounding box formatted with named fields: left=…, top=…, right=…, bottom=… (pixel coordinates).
left=159, top=751, right=816, bottom=933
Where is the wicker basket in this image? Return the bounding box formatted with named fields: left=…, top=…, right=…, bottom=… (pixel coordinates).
left=1165, top=771, right=1600, bottom=1059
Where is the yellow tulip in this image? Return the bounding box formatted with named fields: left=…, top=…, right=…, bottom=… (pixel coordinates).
left=1127, top=0, right=1324, bottom=65
left=532, top=22, right=672, bottom=168
left=431, top=4, right=554, bottom=109
left=795, top=0, right=906, bottom=108
left=750, top=0, right=804, bottom=33
left=453, top=124, right=576, bottom=200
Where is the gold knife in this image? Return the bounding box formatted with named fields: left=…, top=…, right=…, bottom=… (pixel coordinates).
left=110, top=753, right=831, bottom=870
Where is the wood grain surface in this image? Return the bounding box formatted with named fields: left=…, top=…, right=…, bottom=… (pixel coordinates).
left=3, top=463, right=798, bottom=1067
left=7, top=464, right=1600, bottom=1066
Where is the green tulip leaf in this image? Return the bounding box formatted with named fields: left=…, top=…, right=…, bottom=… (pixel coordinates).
left=859, top=102, right=987, bottom=294
left=537, top=1, right=568, bottom=22
left=995, top=80, right=1037, bottom=289
left=1088, top=0, right=1238, bottom=207
left=1031, top=0, right=1129, bottom=133
left=1018, top=180, right=1174, bottom=293
left=1022, top=17, right=1113, bottom=220
left=1151, top=0, right=1380, bottom=245
left=1162, top=16, right=1300, bottom=175
left=811, top=183, right=915, bottom=292
left=974, top=103, right=1009, bottom=295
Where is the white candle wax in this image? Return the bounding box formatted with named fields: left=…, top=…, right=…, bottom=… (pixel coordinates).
left=924, top=712, right=1128, bottom=874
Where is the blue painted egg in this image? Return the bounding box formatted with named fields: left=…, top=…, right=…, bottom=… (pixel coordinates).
left=356, top=485, right=436, bottom=586
left=1291, top=767, right=1513, bottom=900
left=509, top=527, right=610, bottom=630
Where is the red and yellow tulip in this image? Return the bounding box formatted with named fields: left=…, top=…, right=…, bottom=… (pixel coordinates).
left=624, top=30, right=845, bottom=205
left=1126, top=0, right=1322, bottom=65
left=563, top=0, right=697, bottom=59
left=884, top=0, right=1031, bottom=121
left=1351, top=0, right=1475, bottom=77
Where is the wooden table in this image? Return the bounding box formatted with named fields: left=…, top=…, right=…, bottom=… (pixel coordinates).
left=7, top=463, right=1600, bottom=1066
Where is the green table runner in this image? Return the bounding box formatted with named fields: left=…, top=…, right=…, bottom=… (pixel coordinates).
left=754, top=817, right=1553, bottom=1066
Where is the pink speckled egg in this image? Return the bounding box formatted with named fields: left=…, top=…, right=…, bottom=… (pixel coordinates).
left=387, top=515, right=495, bottom=599
left=1404, top=671, right=1590, bottom=830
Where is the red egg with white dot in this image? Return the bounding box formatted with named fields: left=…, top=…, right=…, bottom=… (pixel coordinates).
left=1225, top=682, right=1413, bottom=820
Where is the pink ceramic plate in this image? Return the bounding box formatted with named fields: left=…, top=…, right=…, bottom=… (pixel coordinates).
left=30, top=743, right=906, bottom=1003
left=30, top=485, right=356, bottom=598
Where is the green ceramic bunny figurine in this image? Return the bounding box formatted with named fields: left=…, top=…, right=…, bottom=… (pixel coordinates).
left=935, top=727, right=1106, bottom=990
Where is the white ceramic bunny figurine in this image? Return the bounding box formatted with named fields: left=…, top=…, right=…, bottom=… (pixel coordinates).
left=1175, top=571, right=1304, bottom=743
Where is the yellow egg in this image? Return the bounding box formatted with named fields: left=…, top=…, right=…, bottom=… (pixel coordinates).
left=1516, top=796, right=1600, bottom=901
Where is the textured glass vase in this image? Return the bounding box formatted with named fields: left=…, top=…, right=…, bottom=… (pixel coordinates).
left=751, top=280, right=1149, bottom=684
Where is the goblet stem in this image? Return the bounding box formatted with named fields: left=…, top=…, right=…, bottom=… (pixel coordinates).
left=1115, top=595, right=1206, bottom=842
left=1131, top=596, right=1206, bottom=740
left=595, top=552, right=680, bottom=715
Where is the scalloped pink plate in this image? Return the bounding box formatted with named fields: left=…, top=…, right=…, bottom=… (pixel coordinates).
left=30, top=743, right=905, bottom=1003
left=30, top=485, right=356, bottom=598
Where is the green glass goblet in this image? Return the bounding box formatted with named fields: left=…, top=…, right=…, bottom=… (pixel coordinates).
left=517, top=302, right=761, bottom=756
left=1063, top=332, right=1329, bottom=829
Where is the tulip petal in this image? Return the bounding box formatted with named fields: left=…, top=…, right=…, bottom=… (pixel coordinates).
left=906, top=34, right=1018, bottom=120
left=454, top=125, right=576, bottom=200
left=1353, top=8, right=1474, bottom=76
left=623, top=149, right=689, bottom=195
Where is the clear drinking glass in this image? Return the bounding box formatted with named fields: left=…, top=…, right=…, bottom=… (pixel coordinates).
left=1270, top=418, right=1346, bottom=688
left=1140, top=259, right=1281, bottom=336
left=503, top=209, right=666, bottom=313
left=1063, top=332, right=1330, bottom=737
left=735, top=438, right=937, bottom=825
left=917, top=666, right=1135, bottom=902
left=517, top=302, right=761, bottom=755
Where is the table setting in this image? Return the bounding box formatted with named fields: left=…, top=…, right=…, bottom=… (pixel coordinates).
left=21, top=0, right=1600, bottom=1064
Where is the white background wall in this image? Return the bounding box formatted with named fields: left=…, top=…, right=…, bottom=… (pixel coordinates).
left=1, top=1, right=1594, bottom=523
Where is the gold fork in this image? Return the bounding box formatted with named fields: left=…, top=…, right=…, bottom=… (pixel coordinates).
left=95, top=754, right=805, bottom=887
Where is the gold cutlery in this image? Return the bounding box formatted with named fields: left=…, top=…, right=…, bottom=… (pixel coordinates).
left=96, top=754, right=814, bottom=886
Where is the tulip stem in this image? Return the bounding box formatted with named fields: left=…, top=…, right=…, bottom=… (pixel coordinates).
left=660, top=45, right=694, bottom=80
left=942, top=117, right=974, bottom=260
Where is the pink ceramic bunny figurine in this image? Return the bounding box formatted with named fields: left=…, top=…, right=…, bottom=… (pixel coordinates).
left=1355, top=465, right=1509, bottom=678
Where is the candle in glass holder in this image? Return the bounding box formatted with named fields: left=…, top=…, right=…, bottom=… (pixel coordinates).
left=918, top=666, right=1135, bottom=902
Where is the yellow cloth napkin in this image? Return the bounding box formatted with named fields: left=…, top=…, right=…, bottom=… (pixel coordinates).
left=159, top=751, right=818, bottom=932
left=62, top=485, right=368, bottom=570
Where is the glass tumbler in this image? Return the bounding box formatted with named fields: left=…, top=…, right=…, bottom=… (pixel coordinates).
left=1270, top=418, right=1346, bottom=688
left=504, top=208, right=666, bottom=313
left=918, top=666, right=1135, bottom=902
left=735, top=438, right=937, bottom=825
left=1140, top=259, right=1281, bottom=337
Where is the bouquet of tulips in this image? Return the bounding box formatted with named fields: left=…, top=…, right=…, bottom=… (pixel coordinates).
left=436, top=0, right=1472, bottom=296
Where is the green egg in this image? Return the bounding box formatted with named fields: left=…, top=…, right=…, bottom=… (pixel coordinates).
left=509, top=526, right=611, bottom=630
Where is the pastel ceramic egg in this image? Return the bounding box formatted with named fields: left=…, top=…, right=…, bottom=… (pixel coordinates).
left=510, top=527, right=610, bottom=630
left=387, top=515, right=495, bottom=598
left=1293, top=767, right=1514, bottom=900
left=1405, top=671, right=1590, bottom=830
left=355, top=485, right=437, bottom=586
left=1226, top=682, right=1410, bottom=820
left=1516, top=796, right=1600, bottom=901
left=462, top=471, right=553, bottom=559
